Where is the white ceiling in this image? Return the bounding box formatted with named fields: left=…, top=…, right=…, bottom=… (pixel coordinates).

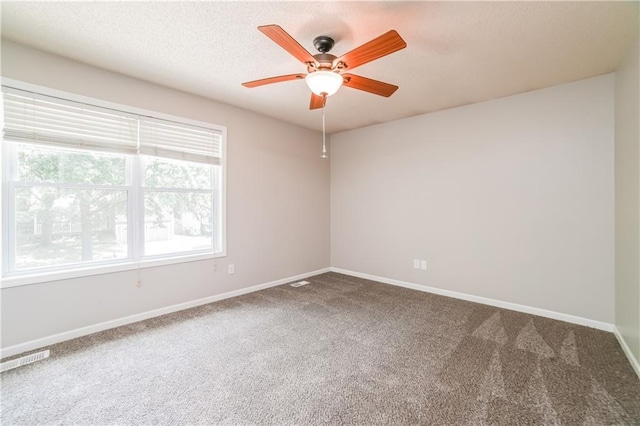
left=1, top=1, right=637, bottom=134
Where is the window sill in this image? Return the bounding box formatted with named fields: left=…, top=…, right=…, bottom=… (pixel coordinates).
left=1, top=251, right=226, bottom=288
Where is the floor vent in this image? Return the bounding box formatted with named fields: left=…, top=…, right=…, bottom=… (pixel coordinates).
left=1, top=350, right=50, bottom=373
left=290, top=280, right=310, bottom=287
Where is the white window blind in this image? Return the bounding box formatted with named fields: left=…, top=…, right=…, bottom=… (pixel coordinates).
left=2, top=87, right=138, bottom=155
left=139, top=117, right=222, bottom=165
left=2, top=87, right=223, bottom=165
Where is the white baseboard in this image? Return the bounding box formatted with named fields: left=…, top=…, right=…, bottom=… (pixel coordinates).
left=1, top=267, right=620, bottom=360
left=614, top=326, right=640, bottom=379
left=0, top=267, right=330, bottom=359
left=330, top=267, right=614, bottom=332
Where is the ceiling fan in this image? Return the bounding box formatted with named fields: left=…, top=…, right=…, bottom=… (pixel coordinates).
left=242, top=25, right=407, bottom=109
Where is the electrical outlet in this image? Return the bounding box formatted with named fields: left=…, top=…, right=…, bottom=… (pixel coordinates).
left=213, top=262, right=217, bottom=272
left=228, top=264, right=235, bottom=274
left=413, top=259, right=420, bottom=269
left=421, top=260, right=427, bottom=270
left=136, top=281, right=142, bottom=288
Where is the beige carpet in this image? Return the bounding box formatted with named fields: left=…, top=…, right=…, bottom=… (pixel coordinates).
left=1, top=272, right=639, bottom=425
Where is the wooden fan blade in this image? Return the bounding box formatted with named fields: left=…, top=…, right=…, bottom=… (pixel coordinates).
left=258, top=25, right=317, bottom=65
left=309, top=93, right=325, bottom=110
left=334, top=30, right=406, bottom=71
left=342, top=74, right=398, bottom=97
left=242, top=74, right=306, bottom=88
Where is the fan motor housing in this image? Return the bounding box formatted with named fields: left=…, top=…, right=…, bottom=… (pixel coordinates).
left=313, top=36, right=335, bottom=53
left=309, top=53, right=337, bottom=72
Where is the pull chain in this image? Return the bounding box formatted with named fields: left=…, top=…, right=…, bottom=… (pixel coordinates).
left=321, top=94, right=328, bottom=158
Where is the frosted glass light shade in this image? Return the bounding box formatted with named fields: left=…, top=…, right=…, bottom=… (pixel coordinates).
left=305, top=71, right=343, bottom=96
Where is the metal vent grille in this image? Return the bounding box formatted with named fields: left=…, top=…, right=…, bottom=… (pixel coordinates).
left=1, top=350, right=50, bottom=373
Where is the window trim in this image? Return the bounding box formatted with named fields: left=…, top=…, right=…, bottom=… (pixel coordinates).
left=1, top=252, right=220, bottom=288
left=1, top=78, right=227, bottom=288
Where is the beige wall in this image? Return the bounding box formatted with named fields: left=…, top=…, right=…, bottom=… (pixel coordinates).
left=0, top=40, right=330, bottom=349
left=331, top=75, right=615, bottom=324
left=614, top=12, right=640, bottom=365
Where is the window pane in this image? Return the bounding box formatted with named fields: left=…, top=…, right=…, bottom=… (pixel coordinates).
left=14, top=187, right=128, bottom=270
left=143, top=156, right=211, bottom=189
left=17, top=144, right=127, bottom=185
left=144, top=191, right=213, bottom=256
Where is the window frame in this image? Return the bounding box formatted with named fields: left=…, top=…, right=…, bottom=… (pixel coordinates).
left=1, top=78, right=227, bottom=288
left=6, top=143, right=135, bottom=273
left=139, top=155, right=221, bottom=259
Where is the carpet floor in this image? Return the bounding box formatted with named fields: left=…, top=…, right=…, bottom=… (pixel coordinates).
left=1, top=272, right=639, bottom=425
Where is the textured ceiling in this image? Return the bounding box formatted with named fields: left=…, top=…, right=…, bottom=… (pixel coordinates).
left=1, top=1, right=637, bottom=133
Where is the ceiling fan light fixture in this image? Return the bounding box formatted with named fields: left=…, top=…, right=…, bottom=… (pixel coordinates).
left=305, top=71, right=343, bottom=97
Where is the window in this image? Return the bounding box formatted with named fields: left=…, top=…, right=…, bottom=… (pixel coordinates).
left=2, top=85, right=226, bottom=283
left=141, top=156, right=219, bottom=257
left=10, top=144, right=130, bottom=271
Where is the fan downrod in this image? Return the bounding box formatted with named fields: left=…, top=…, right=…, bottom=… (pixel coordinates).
left=313, top=36, right=335, bottom=53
